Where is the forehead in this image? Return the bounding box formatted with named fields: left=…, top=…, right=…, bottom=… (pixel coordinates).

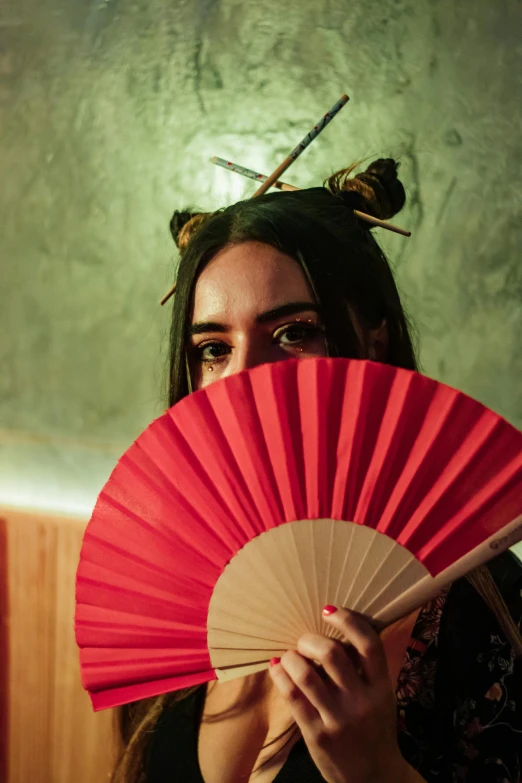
left=191, top=241, right=314, bottom=320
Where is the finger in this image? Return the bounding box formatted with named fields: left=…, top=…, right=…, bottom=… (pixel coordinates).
left=322, top=606, right=389, bottom=685
left=269, top=657, right=321, bottom=729
left=278, top=650, right=338, bottom=721
left=296, top=633, right=361, bottom=691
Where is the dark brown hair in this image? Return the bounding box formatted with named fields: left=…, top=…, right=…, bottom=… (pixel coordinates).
left=111, top=159, right=522, bottom=783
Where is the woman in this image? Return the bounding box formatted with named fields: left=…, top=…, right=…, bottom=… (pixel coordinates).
left=113, top=160, right=522, bottom=782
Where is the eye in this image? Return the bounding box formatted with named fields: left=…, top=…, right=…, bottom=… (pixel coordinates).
left=196, top=341, right=230, bottom=363
left=274, top=322, right=324, bottom=346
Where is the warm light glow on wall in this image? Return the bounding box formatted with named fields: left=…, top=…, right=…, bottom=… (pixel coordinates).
left=0, top=437, right=122, bottom=521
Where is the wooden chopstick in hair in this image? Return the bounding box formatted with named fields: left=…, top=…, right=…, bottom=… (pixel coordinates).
left=352, top=210, right=411, bottom=237
left=210, top=157, right=411, bottom=237
left=252, top=94, right=350, bottom=197
left=160, top=283, right=176, bottom=306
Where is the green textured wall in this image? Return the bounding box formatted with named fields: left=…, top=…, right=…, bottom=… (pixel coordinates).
left=1, top=0, right=521, bottom=518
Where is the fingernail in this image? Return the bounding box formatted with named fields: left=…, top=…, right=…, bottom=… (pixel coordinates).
left=322, top=605, right=337, bottom=616
left=269, top=657, right=281, bottom=667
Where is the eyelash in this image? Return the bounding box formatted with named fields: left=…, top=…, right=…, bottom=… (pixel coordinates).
left=195, top=322, right=324, bottom=364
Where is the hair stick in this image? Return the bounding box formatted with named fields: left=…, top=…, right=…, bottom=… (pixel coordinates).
left=252, top=94, right=350, bottom=197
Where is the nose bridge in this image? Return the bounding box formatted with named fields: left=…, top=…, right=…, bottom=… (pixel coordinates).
left=233, top=333, right=266, bottom=373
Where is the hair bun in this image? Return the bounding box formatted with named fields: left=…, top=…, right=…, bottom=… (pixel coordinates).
left=169, top=210, right=199, bottom=245
left=169, top=210, right=211, bottom=251
left=326, top=158, right=406, bottom=220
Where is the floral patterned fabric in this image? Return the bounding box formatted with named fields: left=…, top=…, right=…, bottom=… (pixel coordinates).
left=397, top=552, right=522, bottom=782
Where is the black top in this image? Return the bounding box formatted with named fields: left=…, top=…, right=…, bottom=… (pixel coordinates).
left=148, top=684, right=326, bottom=782
left=147, top=553, right=522, bottom=783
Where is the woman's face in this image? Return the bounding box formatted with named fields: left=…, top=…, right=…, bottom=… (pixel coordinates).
left=187, top=241, right=328, bottom=389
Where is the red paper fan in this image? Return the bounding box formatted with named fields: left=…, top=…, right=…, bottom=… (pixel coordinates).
left=75, top=358, right=522, bottom=711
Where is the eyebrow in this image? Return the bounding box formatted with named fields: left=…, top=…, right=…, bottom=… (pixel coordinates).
left=188, top=301, right=320, bottom=336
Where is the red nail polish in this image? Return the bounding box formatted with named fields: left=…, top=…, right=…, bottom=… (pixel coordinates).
left=322, top=605, right=337, bottom=616
left=269, top=657, right=281, bottom=667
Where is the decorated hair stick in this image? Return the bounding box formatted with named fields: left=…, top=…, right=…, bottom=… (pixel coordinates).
left=212, top=157, right=411, bottom=237
left=211, top=157, right=299, bottom=191
left=252, top=94, right=350, bottom=197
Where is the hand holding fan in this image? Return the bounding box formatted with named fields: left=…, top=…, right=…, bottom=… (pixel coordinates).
left=75, top=358, right=522, bottom=710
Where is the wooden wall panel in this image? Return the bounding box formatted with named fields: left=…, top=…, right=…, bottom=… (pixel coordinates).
left=2, top=508, right=114, bottom=783
left=0, top=517, right=8, bottom=783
